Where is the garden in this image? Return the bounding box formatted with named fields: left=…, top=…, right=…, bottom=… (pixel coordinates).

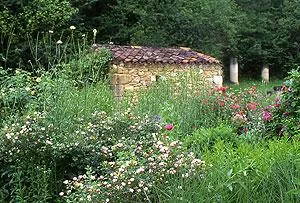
left=0, top=27, right=299, bottom=202
left=1, top=1, right=300, bottom=202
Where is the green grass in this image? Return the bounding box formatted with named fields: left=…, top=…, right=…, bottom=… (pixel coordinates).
left=46, top=81, right=116, bottom=134
left=154, top=139, right=300, bottom=203
left=225, top=78, right=283, bottom=94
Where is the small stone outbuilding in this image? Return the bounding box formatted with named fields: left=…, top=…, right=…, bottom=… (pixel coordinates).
left=94, top=44, right=223, bottom=98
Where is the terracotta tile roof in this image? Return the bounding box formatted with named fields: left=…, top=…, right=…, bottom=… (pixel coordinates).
left=92, top=44, right=220, bottom=65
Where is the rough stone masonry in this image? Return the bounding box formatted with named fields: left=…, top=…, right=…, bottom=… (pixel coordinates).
left=93, top=44, right=223, bottom=99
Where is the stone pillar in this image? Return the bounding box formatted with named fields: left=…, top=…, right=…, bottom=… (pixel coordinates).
left=230, top=57, right=238, bottom=84
left=261, top=64, right=269, bottom=83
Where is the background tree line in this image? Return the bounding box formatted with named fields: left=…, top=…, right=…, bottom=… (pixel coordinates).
left=1, top=0, right=300, bottom=78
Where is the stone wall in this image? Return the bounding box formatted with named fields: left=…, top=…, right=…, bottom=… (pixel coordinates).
left=110, top=63, right=223, bottom=98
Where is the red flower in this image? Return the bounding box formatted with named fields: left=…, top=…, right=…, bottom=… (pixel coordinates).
left=281, top=85, right=287, bottom=92
left=246, top=102, right=258, bottom=110
left=230, top=104, right=240, bottom=109
left=219, top=101, right=225, bottom=107
left=274, top=103, right=280, bottom=107
left=165, top=124, right=174, bottom=131
left=217, top=86, right=228, bottom=94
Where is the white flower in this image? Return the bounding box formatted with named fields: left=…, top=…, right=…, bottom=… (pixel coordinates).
left=82, top=34, right=86, bottom=37
left=35, top=77, right=42, bottom=82
left=170, top=141, right=179, bottom=147
left=116, top=143, right=124, bottom=148
left=59, top=192, right=64, bottom=196
left=70, top=25, right=76, bottom=30
left=63, top=180, right=69, bottom=184
left=129, top=188, right=134, bottom=192
left=136, top=167, right=145, bottom=174
left=56, top=40, right=63, bottom=45
left=5, top=133, right=11, bottom=139
left=93, top=29, right=97, bottom=36
left=46, top=140, right=53, bottom=145
left=48, top=30, right=54, bottom=34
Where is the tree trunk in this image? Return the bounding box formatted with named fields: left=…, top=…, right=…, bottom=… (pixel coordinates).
left=230, top=57, right=238, bottom=84
left=262, top=64, right=269, bottom=83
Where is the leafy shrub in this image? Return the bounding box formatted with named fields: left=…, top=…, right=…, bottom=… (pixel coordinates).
left=0, top=68, right=72, bottom=125
left=0, top=68, right=35, bottom=120
left=265, top=69, right=300, bottom=138
left=0, top=106, right=205, bottom=202
left=19, top=0, right=77, bottom=35
left=183, top=124, right=236, bottom=152
left=60, top=123, right=205, bottom=202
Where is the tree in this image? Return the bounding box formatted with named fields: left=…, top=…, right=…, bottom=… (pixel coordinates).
left=234, top=0, right=297, bottom=77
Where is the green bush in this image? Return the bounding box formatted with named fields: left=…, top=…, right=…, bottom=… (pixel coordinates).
left=266, top=69, right=300, bottom=138
left=0, top=107, right=205, bottom=202
left=60, top=114, right=205, bottom=202
left=0, top=68, right=35, bottom=121
left=183, top=124, right=237, bottom=152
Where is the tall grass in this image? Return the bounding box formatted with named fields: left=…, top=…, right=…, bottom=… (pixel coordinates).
left=46, top=81, right=116, bottom=135
left=154, top=139, right=300, bottom=203
left=121, top=71, right=231, bottom=136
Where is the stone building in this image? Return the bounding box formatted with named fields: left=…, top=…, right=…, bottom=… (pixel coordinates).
left=93, top=44, right=223, bottom=98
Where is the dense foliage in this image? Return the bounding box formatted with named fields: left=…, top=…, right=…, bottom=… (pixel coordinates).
left=2, top=0, right=300, bottom=76
left=0, top=63, right=299, bottom=202
left=1, top=1, right=300, bottom=202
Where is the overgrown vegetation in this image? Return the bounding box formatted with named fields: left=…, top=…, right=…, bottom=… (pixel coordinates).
left=2, top=0, right=300, bottom=76
left=1, top=53, right=299, bottom=201
left=1, top=1, right=300, bottom=202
